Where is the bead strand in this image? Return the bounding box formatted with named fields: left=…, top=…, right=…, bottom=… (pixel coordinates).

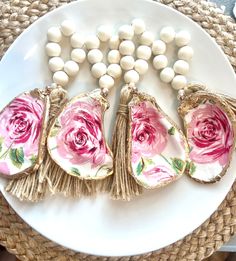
left=118, top=19, right=150, bottom=85
left=152, top=26, right=193, bottom=90
left=46, top=20, right=86, bottom=87
left=88, top=25, right=122, bottom=95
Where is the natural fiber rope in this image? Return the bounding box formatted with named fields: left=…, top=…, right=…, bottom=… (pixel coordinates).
left=0, top=0, right=236, bottom=260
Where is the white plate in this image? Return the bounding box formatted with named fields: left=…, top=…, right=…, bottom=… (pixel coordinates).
left=0, top=0, right=236, bottom=257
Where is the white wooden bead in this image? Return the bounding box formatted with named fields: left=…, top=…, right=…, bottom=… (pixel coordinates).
left=132, top=18, right=146, bottom=35
left=60, top=20, right=76, bottom=37
left=120, top=56, right=135, bottom=70
left=45, top=43, right=61, bottom=57
left=85, top=36, right=100, bottom=50
left=99, top=74, right=115, bottom=89
left=124, top=70, right=140, bottom=84
left=152, top=40, right=166, bottom=55
left=53, top=71, right=69, bottom=86
left=160, top=27, right=175, bottom=43
left=139, top=31, right=155, bottom=46
left=136, top=45, right=152, bottom=60
left=70, top=33, right=85, bottom=48
left=173, top=60, right=189, bottom=75
left=109, top=35, right=120, bottom=49
left=107, top=64, right=122, bottom=78
left=87, top=49, right=103, bottom=64
left=71, top=48, right=86, bottom=63
left=119, top=40, right=135, bottom=55
left=160, top=67, right=175, bottom=83
left=108, top=50, right=121, bottom=64
left=178, top=46, right=194, bottom=61
left=97, top=25, right=112, bottom=42
left=118, top=25, right=134, bottom=40
left=47, top=27, right=62, bottom=43
left=175, top=31, right=191, bottom=47
left=171, top=75, right=187, bottom=90
left=91, top=62, right=107, bottom=78
left=64, top=60, right=79, bottom=77
left=48, top=57, right=64, bottom=72
left=134, top=59, right=148, bottom=75
left=153, top=55, right=168, bottom=70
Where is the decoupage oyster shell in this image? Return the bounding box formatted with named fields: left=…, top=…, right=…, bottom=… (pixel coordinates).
left=127, top=92, right=189, bottom=189
left=47, top=89, right=113, bottom=180
left=0, top=89, right=50, bottom=179
left=178, top=91, right=236, bottom=183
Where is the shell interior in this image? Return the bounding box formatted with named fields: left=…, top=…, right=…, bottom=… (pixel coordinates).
left=178, top=91, right=236, bottom=183
left=47, top=91, right=113, bottom=180
left=0, top=90, right=49, bottom=178
left=128, top=92, right=189, bottom=189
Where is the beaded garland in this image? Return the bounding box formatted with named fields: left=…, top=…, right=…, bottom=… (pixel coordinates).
left=2, top=17, right=236, bottom=202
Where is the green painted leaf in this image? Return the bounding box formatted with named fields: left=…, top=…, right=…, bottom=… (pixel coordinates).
left=144, top=158, right=154, bottom=165
left=9, top=147, right=24, bottom=169
left=49, top=127, right=60, bottom=137
left=168, top=126, right=175, bottom=135
left=185, top=161, right=196, bottom=176
left=171, top=158, right=185, bottom=174
left=136, top=158, right=145, bottom=176
left=71, top=167, right=81, bottom=176
left=30, top=155, right=37, bottom=165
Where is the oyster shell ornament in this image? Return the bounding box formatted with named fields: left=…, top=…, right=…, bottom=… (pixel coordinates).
left=2, top=85, right=67, bottom=202
left=178, top=86, right=236, bottom=183
left=0, top=90, right=50, bottom=179
left=151, top=26, right=236, bottom=184
left=47, top=90, right=113, bottom=181
left=44, top=23, right=138, bottom=198
left=105, top=22, right=190, bottom=201
left=128, top=92, right=189, bottom=189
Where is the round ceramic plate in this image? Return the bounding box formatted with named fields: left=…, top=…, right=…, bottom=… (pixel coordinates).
left=0, top=0, right=236, bottom=257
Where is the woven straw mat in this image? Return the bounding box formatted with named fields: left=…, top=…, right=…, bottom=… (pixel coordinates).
left=0, top=0, right=236, bottom=260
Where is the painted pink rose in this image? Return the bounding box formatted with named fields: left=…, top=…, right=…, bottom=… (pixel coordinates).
left=56, top=97, right=107, bottom=168
left=143, top=165, right=175, bottom=183
left=131, top=101, right=168, bottom=163
left=188, top=103, right=234, bottom=166
left=0, top=94, right=44, bottom=156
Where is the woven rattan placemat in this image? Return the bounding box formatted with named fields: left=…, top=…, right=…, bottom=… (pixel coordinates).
left=0, top=0, right=236, bottom=260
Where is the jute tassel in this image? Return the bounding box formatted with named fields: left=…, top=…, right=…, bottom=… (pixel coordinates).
left=45, top=159, right=97, bottom=197
left=5, top=86, right=67, bottom=201
left=101, top=84, right=143, bottom=200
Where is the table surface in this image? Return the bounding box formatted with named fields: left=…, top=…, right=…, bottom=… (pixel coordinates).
left=215, top=0, right=236, bottom=252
